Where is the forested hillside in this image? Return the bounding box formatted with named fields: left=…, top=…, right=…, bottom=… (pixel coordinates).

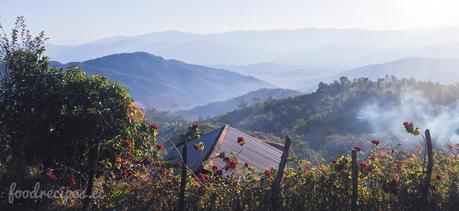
left=216, top=76, right=459, bottom=159
left=176, top=88, right=301, bottom=120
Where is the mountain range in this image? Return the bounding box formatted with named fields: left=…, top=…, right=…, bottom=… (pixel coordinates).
left=47, top=27, right=459, bottom=69
left=50, top=52, right=273, bottom=110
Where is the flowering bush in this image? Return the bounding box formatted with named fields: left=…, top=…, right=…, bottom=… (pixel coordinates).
left=93, top=123, right=459, bottom=210
left=99, top=143, right=457, bottom=210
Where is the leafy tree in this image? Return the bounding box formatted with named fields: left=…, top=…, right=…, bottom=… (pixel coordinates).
left=0, top=17, right=154, bottom=209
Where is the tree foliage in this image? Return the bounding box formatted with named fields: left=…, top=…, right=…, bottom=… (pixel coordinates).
left=0, top=17, right=154, bottom=209
left=216, top=76, right=459, bottom=159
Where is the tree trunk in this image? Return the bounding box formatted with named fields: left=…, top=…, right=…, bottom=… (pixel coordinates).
left=83, top=141, right=101, bottom=211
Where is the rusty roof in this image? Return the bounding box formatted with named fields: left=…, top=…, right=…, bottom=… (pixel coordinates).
left=166, top=125, right=283, bottom=172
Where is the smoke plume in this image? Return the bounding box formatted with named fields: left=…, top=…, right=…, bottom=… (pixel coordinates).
left=358, top=89, right=459, bottom=146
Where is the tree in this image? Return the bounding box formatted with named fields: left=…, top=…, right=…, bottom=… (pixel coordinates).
left=0, top=17, right=154, bottom=209
left=237, top=99, right=248, bottom=109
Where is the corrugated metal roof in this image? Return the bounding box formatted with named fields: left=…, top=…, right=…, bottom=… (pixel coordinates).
left=165, top=125, right=283, bottom=172
left=209, top=126, right=283, bottom=171
left=165, top=126, right=225, bottom=172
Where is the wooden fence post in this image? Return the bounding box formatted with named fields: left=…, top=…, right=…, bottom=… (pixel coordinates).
left=271, top=135, right=292, bottom=211
left=423, top=129, right=434, bottom=208
left=178, top=135, right=188, bottom=211
left=351, top=149, right=358, bottom=211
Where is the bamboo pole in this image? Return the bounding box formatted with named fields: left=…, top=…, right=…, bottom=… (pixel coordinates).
left=271, top=135, right=292, bottom=211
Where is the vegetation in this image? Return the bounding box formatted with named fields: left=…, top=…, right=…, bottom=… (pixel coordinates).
left=1, top=18, right=459, bottom=210
left=176, top=88, right=301, bottom=120
left=0, top=17, right=155, bottom=209
left=98, top=136, right=459, bottom=210
left=215, top=76, right=459, bottom=160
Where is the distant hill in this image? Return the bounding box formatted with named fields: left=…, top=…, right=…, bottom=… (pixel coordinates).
left=51, top=52, right=273, bottom=110
left=299, top=57, right=459, bottom=91
left=176, top=88, right=302, bottom=120
left=340, top=57, right=459, bottom=84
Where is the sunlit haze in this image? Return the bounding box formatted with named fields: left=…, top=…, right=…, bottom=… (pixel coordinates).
left=2, top=0, right=459, bottom=44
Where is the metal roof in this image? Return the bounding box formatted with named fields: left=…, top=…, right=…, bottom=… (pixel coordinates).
left=166, top=125, right=283, bottom=172
left=166, top=126, right=225, bottom=172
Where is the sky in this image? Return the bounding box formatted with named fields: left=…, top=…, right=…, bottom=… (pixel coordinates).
left=2, top=0, right=459, bottom=45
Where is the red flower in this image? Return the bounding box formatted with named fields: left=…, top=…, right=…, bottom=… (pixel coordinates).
left=69, top=175, right=76, bottom=185
left=122, top=139, right=133, bottom=148
left=158, top=167, right=167, bottom=174
left=358, top=160, right=367, bottom=168
left=371, top=140, right=380, bottom=146
left=358, top=161, right=372, bottom=172
left=212, top=165, right=219, bottom=172
left=168, top=175, right=175, bottom=183
left=156, top=144, right=164, bottom=151
left=174, top=162, right=184, bottom=169
left=264, top=168, right=273, bottom=177
left=47, top=171, right=57, bottom=181
left=403, top=121, right=419, bottom=135
left=237, top=137, right=246, bottom=146
left=222, top=156, right=238, bottom=170
left=331, top=159, right=337, bottom=164
left=353, top=146, right=362, bottom=152
left=228, top=159, right=238, bottom=170
left=198, top=173, right=209, bottom=182
left=244, top=162, right=249, bottom=168
left=192, top=123, right=199, bottom=129
left=150, top=123, right=159, bottom=130
left=395, top=160, right=404, bottom=165
left=403, top=121, right=411, bottom=127
left=434, top=173, right=442, bottom=180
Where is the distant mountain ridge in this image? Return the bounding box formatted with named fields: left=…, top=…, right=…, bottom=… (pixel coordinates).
left=51, top=52, right=274, bottom=110
left=176, top=88, right=302, bottom=120
left=47, top=27, right=459, bottom=68
left=342, top=57, right=459, bottom=84
left=295, top=57, right=459, bottom=91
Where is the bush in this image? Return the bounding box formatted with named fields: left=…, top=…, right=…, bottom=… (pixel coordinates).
left=0, top=17, right=155, bottom=209
left=98, top=139, right=459, bottom=210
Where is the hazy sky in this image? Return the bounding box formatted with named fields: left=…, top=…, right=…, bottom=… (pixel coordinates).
left=2, top=0, right=459, bottom=44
